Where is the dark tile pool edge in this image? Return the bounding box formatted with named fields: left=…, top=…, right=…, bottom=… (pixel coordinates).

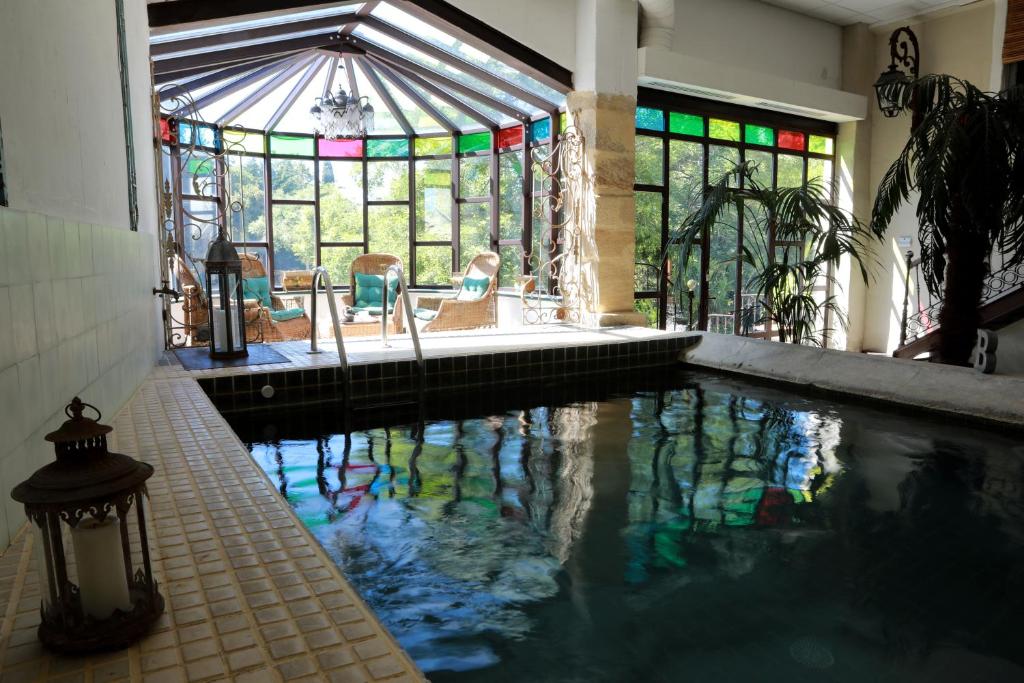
left=201, top=337, right=696, bottom=413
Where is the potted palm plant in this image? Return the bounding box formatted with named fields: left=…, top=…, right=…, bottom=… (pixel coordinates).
left=665, top=161, right=879, bottom=345
left=871, top=74, right=1024, bottom=364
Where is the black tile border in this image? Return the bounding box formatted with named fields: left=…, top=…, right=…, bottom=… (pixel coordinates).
left=201, top=336, right=698, bottom=413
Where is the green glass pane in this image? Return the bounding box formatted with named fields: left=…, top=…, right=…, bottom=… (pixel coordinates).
left=744, top=124, right=774, bottom=147
left=668, top=112, right=703, bottom=136
left=635, top=106, right=664, bottom=131
left=808, top=134, right=834, bottom=155
left=222, top=129, right=265, bottom=154
left=367, top=138, right=410, bottom=158
left=415, top=136, right=452, bottom=156
left=709, top=119, right=740, bottom=142
left=459, top=132, right=491, bottom=154
left=269, top=134, right=314, bottom=156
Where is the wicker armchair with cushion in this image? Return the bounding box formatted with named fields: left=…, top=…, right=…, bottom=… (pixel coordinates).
left=239, top=253, right=310, bottom=342
left=340, top=253, right=405, bottom=333
left=415, top=251, right=500, bottom=332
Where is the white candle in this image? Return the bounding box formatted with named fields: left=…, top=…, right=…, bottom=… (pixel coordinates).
left=31, top=522, right=52, bottom=609
left=70, top=517, right=132, bottom=619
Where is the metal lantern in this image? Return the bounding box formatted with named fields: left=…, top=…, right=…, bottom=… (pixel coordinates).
left=874, top=26, right=919, bottom=118
left=11, top=398, right=164, bottom=653
left=205, top=232, right=248, bottom=359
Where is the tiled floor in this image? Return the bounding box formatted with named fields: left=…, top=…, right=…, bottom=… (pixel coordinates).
left=0, top=373, right=423, bottom=682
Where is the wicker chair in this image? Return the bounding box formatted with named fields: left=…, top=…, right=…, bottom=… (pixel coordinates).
left=238, top=253, right=310, bottom=342
left=416, top=251, right=500, bottom=332
left=340, top=253, right=404, bottom=333
left=176, top=255, right=264, bottom=345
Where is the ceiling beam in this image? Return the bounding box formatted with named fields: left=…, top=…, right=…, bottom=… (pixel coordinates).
left=154, top=53, right=287, bottom=85
left=151, top=14, right=355, bottom=57
left=367, top=54, right=497, bottom=131
left=359, top=15, right=555, bottom=111
left=172, top=55, right=300, bottom=115
left=217, top=54, right=317, bottom=126
left=371, top=61, right=456, bottom=133
left=356, top=57, right=414, bottom=136
left=321, top=55, right=340, bottom=99
left=157, top=54, right=286, bottom=98
left=153, top=32, right=342, bottom=76
left=390, top=0, right=572, bottom=93
left=266, top=57, right=327, bottom=131
left=341, top=1, right=379, bottom=37
left=343, top=55, right=361, bottom=103
left=148, top=0, right=360, bottom=28
left=347, top=36, right=530, bottom=123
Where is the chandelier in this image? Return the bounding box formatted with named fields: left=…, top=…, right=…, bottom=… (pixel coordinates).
left=310, top=65, right=375, bottom=138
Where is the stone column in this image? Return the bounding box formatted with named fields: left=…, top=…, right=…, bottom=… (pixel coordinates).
left=569, top=0, right=646, bottom=327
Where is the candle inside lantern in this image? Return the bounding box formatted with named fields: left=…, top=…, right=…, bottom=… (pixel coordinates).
left=70, top=517, right=132, bottom=619
left=212, top=306, right=243, bottom=351
left=31, top=523, right=52, bottom=609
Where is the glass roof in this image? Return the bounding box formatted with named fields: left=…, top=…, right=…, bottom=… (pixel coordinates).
left=152, top=1, right=565, bottom=136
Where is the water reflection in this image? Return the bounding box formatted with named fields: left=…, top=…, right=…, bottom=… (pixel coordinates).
left=241, top=379, right=1024, bottom=682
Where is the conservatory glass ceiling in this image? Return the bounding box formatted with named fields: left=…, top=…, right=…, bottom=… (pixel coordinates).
left=151, top=1, right=568, bottom=135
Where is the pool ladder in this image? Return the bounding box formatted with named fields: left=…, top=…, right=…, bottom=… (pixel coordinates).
left=308, top=266, right=349, bottom=380
left=381, top=265, right=424, bottom=374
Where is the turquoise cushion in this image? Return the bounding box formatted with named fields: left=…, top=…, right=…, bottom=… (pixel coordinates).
left=270, top=308, right=305, bottom=322
left=414, top=307, right=438, bottom=321
left=456, top=276, right=490, bottom=302
left=242, top=276, right=272, bottom=307
left=354, top=272, right=399, bottom=309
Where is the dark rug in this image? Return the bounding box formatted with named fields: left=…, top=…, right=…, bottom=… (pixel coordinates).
left=174, top=344, right=289, bottom=371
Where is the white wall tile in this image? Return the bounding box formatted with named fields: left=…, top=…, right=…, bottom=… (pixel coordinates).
left=0, top=366, right=22, bottom=455
left=10, top=283, right=38, bottom=363
left=0, top=288, right=13, bottom=371
left=32, top=281, right=56, bottom=352
left=26, top=212, right=50, bottom=283
left=46, top=216, right=67, bottom=276
left=5, top=210, right=30, bottom=285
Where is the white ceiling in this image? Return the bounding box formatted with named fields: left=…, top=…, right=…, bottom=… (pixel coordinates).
left=760, top=0, right=968, bottom=26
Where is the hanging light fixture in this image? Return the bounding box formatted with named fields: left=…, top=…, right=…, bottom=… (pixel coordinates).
left=310, top=63, right=375, bottom=139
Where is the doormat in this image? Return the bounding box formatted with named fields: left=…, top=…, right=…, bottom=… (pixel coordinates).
left=174, top=344, right=289, bottom=371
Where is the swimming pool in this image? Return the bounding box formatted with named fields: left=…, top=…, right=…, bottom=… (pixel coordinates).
left=225, top=369, right=1024, bottom=682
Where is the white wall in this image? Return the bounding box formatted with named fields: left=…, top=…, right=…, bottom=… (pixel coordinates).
left=0, top=0, right=162, bottom=550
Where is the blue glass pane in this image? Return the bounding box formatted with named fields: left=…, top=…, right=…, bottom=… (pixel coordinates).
left=530, top=118, right=550, bottom=143
left=635, top=106, right=664, bottom=131
left=179, top=122, right=220, bottom=149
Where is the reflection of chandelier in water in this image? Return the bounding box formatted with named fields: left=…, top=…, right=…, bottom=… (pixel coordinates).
left=310, top=65, right=374, bottom=138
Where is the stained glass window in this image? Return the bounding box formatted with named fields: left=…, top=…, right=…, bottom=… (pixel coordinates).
left=498, top=126, right=524, bottom=149
left=530, top=118, right=550, bottom=144
left=269, top=134, right=314, bottom=156
left=180, top=122, right=219, bottom=149
left=415, top=136, right=453, bottom=156
left=222, top=129, right=264, bottom=154
left=367, top=138, right=410, bottom=158
left=636, top=106, right=665, bottom=132
left=808, top=135, right=833, bottom=155
left=744, top=124, right=774, bottom=147
left=319, top=138, right=363, bottom=158
left=458, top=132, right=491, bottom=154
left=709, top=119, right=740, bottom=142
left=669, top=112, right=703, bottom=137
left=778, top=130, right=806, bottom=151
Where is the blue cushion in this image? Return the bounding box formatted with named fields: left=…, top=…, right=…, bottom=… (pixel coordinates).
left=242, top=276, right=272, bottom=307
left=456, top=276, right=490, bottom=302
left=414, top=307, right=438, bottom=321
left=354, top=272, right=399, bottom=309
left=270, top=308, right=305, bottom=322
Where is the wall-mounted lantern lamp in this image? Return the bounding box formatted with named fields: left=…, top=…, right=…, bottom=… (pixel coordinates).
left=11, top=398, right=164, bottom=653
left=874, top=26, right=920, bottom=118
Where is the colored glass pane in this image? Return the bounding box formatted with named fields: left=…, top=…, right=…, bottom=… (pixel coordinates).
left=669, top=112, right=703, bottom=136
left=318, top=138, right=363, bottom=158
left=269, top=134, right=314, bottom=156
left=498, top=126, right=524, bottom=149
left=778, top=130, right=806, bottom=151
left=415, top=136, right=452, bottom=156
left=180, top=122, right=219, bottom=149
left=530, top=118, right=550, bottom=143
left=160, top=118, right=175, bottom=143
left=458, top=131, right=491, bottom=154
left=744, top=124, right=774, bottom=147
left=222, top=129, right=264, bottom=154
left=636, top=106, right=664, bottom=131
left=808, top=135, right=833, bottom=154
left=560, top=112, right=568, bottom=133
left=366, top=138, right=410, bottom=157
left=708, top=119, right=740, bottom=142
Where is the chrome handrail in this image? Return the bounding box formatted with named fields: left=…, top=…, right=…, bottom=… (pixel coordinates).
left=308, top=267, right=349, bottom=376
left=381, top=265, right=424, bottom=371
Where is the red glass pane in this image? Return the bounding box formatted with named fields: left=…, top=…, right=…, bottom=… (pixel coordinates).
left=778, top=130, right=805, bottom=151
left=160, top=118, right=176, bottom=144
left=318, top=138, right=363, bottom=157
left=498, top=126, right=524, bottom=149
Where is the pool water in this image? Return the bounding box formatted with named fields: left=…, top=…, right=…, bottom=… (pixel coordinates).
left=228, top=370, right=1024, bottom=682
